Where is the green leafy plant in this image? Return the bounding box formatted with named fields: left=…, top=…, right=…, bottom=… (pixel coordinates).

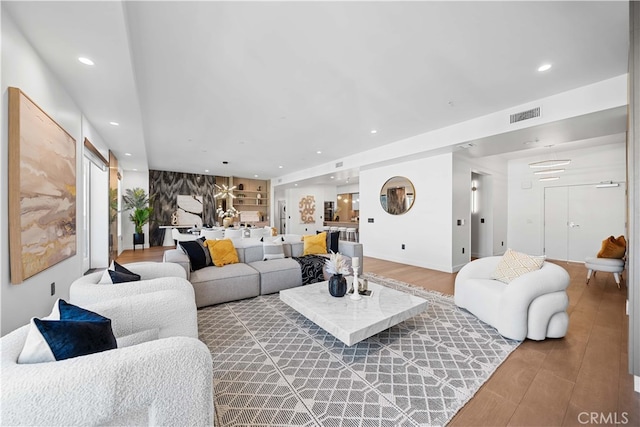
left=122, top=187, right=153, bottom=234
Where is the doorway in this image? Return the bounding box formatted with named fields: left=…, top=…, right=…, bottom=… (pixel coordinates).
left=470, top=172, right=494, bottom=259
left=543, top=183, right=626, bottom=262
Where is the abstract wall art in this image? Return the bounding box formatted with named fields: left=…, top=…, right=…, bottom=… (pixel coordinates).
left=299, top=195, right=316, bottom=224
left=8, top=87, right=77, bottom=284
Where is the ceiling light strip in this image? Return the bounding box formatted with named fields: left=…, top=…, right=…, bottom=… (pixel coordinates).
left=529, top=159, right=571, bottom=168
left=533, top=168, right=565, bottom=175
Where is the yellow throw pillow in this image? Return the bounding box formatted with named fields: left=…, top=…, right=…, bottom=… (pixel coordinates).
left=597, top=235, right=626, bottom=259
left=303, top=232, right=327, bottom=256
left=204, top=239, right=239, bottom=267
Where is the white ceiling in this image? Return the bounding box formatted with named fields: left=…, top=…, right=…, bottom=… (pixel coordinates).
left=3, top=1, right=629, bottom=182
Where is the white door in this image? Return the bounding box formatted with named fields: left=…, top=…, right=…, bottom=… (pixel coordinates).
left=544, top=187, right=569, bottom=261
left=544, top=184, right=626, bottom=262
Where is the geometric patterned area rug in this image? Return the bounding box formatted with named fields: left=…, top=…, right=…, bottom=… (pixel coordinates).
left=198, top=273, right=521, bottom=426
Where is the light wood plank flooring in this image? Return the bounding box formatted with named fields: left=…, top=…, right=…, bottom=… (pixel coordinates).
left=117, top=248, right=639, bottom=426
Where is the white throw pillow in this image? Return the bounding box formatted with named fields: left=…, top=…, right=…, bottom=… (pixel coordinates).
left=263, top=238, right=285, bottom=260
left=491, top=248, right=545, bottom=283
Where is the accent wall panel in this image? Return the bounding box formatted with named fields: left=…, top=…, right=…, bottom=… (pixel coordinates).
left=148, top=170, right=216, bottom=246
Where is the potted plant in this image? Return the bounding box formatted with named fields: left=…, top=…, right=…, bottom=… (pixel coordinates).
left=216, top=206, right=238, bottom=228
left=122, top=187, right=153, bottom=247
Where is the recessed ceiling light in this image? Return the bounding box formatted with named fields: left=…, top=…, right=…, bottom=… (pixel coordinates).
left=204, top=169, right=209, bottom=173
left=539, top=176, right=559, bottom=182
left=254, top=174, right=259, bottom=178
left=109, top=121, right=119, bottom=126
left=132, top=168, right=138, bottom=171
left=278, top=165, right=283, bottom=169
left=538, top=63, right=552, bottom=72
left=294, top=183, right=298, bottom=186
left=534, top=168, right=565, bottom=175
left=316, top=150, right=322, bottom=154
left=370, top=129, right=377, bottom=134
left=124, top=153, right=132, bottom=156
left=330, top=176, right=334, bottom=179
left=78, top=57, right=94, bottom=66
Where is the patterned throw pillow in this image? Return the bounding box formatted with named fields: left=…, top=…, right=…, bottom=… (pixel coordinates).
left=303, top=232, right=328, bottom=256
left=491, top=248, right=545, bottom=284
left=204, top=239, right=239, bottom=267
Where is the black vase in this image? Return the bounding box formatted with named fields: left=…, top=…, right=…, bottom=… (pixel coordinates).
left=328, top=274, right=347, bottom=297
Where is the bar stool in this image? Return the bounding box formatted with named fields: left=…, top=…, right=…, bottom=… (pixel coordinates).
left=329, top=226, right=339, bottom=234
left=322, top=226, right=331, bottom=232
left=346, top=227, right=357, bottom=242
left=338, top=227, right=347, bottom=240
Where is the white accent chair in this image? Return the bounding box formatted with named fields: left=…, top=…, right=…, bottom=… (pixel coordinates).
left=172, top=228, right=199, bottom=243
left=224, top=229, right=243, bottom=239
left=585, top=257, right=625, bottom=289
left=201, top=228, right=224, bottom=240
left=69, top=262, right=193, bottom=307
left=0, top=293, right=213, bottom=426
left=454, top=256, right=570, bottom=341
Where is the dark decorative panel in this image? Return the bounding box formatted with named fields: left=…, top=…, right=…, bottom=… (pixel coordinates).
left=148, top=170, right=217, bottom=246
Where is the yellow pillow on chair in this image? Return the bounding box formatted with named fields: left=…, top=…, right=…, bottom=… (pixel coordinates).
left=204, top=239, right=239, bottom=266
left=303, top=232, right=327, bottom=256
left=597, top=235, right=626, bottom=259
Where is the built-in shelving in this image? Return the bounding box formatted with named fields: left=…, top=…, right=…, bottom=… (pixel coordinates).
left=231, top=177, right=269, bottom=222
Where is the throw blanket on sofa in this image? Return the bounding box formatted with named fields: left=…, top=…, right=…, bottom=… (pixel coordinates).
left=292, top=255, right=326, bottom=285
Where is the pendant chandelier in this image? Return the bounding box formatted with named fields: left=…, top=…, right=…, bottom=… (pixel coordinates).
left=213, top=184, right=236, bottom=199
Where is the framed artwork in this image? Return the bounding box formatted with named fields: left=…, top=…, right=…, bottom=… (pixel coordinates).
left=8, top=87, right=77, bottom=284
left=299, top=195, right=316, bottom=224
left=177, top=195, right=203, bottom=226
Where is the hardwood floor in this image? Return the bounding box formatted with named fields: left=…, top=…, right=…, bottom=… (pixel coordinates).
left=118, top=248, right=639, bottom=426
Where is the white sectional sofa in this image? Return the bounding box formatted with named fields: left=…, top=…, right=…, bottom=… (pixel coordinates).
left=163, top=236, right=363, bottom=308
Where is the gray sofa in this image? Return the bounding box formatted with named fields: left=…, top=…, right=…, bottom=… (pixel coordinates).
left=163, top=236, right=363, bottom=308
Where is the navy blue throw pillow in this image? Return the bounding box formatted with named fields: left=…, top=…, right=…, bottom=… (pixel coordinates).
left=108, top=270, right=141, bottom=283
left=179, top=237, right=212, bottom=271
left=318, top=231, right=339, bottom=253
left=113, top=261, right=137, bottom=276
left=34, top=318, right=117, bottom=361
left=24, top=300, right=117, bottom=363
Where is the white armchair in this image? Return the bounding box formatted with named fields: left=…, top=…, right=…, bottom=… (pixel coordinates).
left=454, top=256, right=570, bottom=341
left=0, top=293, right=213, bottom=426
left=69, top=262, right=193, bottom=307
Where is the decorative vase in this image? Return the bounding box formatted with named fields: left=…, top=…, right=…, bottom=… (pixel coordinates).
left=328, top=274, right=347, bottom=297
left=223, top=217, right=233, bottom=228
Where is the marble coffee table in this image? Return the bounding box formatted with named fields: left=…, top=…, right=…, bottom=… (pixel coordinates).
left=279, top=280, right=428, bottom=346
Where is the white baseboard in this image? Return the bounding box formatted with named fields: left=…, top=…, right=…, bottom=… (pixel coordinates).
left=635, top=375, right=639, bottom=393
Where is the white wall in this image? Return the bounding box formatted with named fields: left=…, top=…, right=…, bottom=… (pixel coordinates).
left=120, top=170, right=150, bottom=250
left=508, top=142, right=627, bottom=255
left=360, top=154, right=454, bottom=272
left=285, top=185, right=335, bottom=235
left=1, top=12, right=84, bottom=335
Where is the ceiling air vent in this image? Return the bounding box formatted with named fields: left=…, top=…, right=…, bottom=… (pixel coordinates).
left=335, top=161, right=343, bottom=168
left=510, top=107, right=541, bottom=124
